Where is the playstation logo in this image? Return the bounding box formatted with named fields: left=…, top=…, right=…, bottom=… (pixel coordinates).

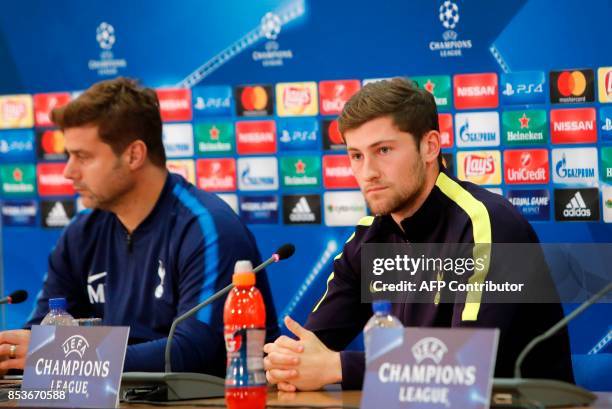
left=502, top=83, right=515, bottom=96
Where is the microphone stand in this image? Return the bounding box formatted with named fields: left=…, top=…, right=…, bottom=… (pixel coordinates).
left=491, top=282, right=611, bottom=408
left=121, top=247, right=291, bottom=402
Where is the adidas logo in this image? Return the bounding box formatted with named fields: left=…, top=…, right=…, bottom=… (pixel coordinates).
left=289, top=197, right=315, bottom=222
left=46, top=202, right=70, bottom=226
left=563, top=191, right=591, bottom=218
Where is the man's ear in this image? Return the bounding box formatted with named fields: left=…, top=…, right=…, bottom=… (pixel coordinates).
left=124, top=140, right=148, bottom=170
left=421, top=130, right=441, bottom=166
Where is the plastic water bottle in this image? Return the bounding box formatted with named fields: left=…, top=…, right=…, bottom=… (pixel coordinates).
left=364, top=300, right=402, bottom=360
left=40, top=298, right=77, bottom=326
left=224, top=261, right=267, bottom=409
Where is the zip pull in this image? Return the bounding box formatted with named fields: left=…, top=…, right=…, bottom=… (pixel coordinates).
left=126, top=233, right=133, bottom=252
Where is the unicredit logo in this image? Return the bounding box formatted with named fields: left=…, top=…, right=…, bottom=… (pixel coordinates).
left=464, top=155, right=494, bottom=176
left=506, top=167, right=546, bottom=182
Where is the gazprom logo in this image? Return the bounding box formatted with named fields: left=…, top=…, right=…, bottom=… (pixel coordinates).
left=455, top=112, right=500, bottom=147
left=411, top=337, right=448, bottom=364
left=62, top=335, right=90, bottom=359
left=237, top=157, right=278, bottom=191
left=459, top=120, right=496, bottom=143
left=554, top=154, right=595, bottom=180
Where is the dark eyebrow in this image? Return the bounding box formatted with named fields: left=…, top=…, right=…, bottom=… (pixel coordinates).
left=347, top=139, right=398, bottom=151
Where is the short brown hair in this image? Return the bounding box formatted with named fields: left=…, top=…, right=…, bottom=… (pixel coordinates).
left=51, top=77, right=165, bottom=167
left=338, top=78, right=442, bottom=166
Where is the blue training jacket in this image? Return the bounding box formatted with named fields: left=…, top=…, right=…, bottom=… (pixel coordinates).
left=26, top=172, right=280, bottom=376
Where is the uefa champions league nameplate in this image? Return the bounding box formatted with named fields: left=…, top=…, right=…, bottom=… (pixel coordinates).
left=20, top=325, right=129, bottom=408
left=361, top=327, right=499, bottom=409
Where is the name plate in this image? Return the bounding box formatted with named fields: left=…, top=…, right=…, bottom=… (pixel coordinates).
left=361, top=327, right=499, bottom=409
left=20, top=325, right=130, bottom=408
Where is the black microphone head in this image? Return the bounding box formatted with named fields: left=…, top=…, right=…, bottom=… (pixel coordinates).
left=275, top=244, right=295, bottom=260
left=9, top=290, right=28, bottom=304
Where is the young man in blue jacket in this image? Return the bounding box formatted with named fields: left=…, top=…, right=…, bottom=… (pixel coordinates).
left=264, top=78, right=573, bottom=391
left=0, top=77, right=279, bottom=376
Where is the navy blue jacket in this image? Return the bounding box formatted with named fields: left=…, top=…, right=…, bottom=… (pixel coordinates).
left=306, top=170, right=574, bottom=389
left=26, top=173, right=279, bottom=376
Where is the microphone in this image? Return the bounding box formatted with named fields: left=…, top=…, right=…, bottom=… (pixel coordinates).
left=121, top=244, right=295, bottom=402
left=492, top=281, right=611, bottom=408
left=0, top=290, right=28, bottom=305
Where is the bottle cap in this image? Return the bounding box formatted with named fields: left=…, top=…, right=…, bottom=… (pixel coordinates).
left=49, top=297, right=67, bottom=311
left=372, top=300, right=391, bottom=315
left=233, top=260, right=256, bottom=286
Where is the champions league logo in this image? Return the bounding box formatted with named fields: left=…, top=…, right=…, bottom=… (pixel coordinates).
left=252, top=11, right=294, bottom=67
left=95, top=22, right=115, bottom=50
left=261, top=12, right=282, bottom=40
left=429, top=1, right=472, bottom=58
left=88, top=22, right=127, bottom=76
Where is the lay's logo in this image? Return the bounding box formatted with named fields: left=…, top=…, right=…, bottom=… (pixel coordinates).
left=0, top=95, right=34, bottom=129
left=276, top=82, right=318, bottom=116
left=457, top=150, right=501, bottom=185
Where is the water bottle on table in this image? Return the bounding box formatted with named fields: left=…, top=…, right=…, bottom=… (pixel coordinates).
left=40, top=298, right=76, bottom=326
left=364, top=300, right=402, bottom=360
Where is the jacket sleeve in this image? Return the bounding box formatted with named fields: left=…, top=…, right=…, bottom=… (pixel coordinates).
left=124, top=213, right=279, bottom=376
left=304, top=225, right=373, bottom=389
left=452, top=202, right=574, bottom=383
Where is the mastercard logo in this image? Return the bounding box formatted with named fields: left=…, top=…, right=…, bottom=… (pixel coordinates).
left=556, top=71, right=587, bottom=97
left=327, top=120, right=343, bottom=145
left=41, top=130, right=65, bottom=154
left=240, top=86, right=269, bottom=111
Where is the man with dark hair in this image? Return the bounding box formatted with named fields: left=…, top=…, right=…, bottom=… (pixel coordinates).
left=264, top=78, right=573, bottom=391
left=0, top=77, right=279, bottom=376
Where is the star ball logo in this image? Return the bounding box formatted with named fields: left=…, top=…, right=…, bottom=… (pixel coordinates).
left=429, top=1, right=472, bottom=58
left=89, top=21, right=127, bottom=76
left=96, top=22, right=115, bottom=50
left=550, top=69, right=594, bottom=104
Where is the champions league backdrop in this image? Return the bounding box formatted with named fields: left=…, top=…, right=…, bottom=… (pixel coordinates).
left=0, top=0, right=610, bottom=389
